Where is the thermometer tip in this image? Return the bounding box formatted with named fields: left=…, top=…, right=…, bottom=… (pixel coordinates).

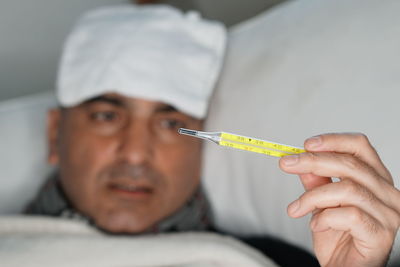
left=178, top=128, right=198, bottom=136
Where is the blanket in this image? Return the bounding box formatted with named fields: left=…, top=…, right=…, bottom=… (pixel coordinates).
left=0, top=215, right=277, bottom=267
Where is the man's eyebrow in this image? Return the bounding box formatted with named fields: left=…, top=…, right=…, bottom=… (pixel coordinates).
left=83, top=96, right=124, bottom=107
left=155, top=105, right=178, bottom=113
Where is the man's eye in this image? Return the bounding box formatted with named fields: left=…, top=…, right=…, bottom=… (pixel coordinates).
left=90, top=111, right=118, bottom=122
left=159, top=119, right=185, bottom=130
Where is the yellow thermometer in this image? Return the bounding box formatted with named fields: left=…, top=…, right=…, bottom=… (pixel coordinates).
left=178, top=128, right=306, bottom=157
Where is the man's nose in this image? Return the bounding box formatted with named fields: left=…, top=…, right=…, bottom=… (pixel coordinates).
left=117, top=121, right=154, bottom=165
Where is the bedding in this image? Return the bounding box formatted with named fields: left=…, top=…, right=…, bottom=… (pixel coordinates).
left=0, top=215, right=276, bottom=267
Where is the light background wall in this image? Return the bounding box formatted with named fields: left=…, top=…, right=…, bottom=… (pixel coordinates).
left=0, top=0, right=284, bottom=101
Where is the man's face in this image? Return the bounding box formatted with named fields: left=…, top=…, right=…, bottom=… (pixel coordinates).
left=47, top=94, right=203, bottom=233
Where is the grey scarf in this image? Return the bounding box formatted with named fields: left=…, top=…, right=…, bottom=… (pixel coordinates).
left=25, top=174, right=213, bottom=233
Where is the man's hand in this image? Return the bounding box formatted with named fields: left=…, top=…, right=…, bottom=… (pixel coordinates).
left=279, top=133, right=400, bottom=267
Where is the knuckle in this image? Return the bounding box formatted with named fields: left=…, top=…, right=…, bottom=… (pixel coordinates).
left=353, top=132, right=370, bottom=146
left=358, top=209, right=380, bottom=234
left=341, top=154, right=363, bottom=172
left=341, top=179, right=375, bottom=204
left=348, top=206, right=364, bottom=222
left=303, top=151, right=319, bottom=164
left=357, top=185, right=375, bottom=204
left=386, top=209, right=400, bottom=229
left=360, top=187, right=376, bottom=204
left=341, top=179, right=359, bottom=195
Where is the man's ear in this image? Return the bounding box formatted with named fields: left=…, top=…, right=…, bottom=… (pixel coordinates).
left=47, top=109, right=62, bottom=165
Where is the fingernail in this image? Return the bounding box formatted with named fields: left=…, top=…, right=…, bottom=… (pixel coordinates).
left=307, top=136, right=322, bottom=149
left=282, top=155, right=299, bottom=166
left=288, top=199, right=301, bottom=216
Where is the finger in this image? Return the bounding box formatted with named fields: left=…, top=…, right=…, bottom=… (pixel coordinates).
left=310, top=207, right=394, bottom=261
left=298, top=173, right=332, bottom=191
left=297, top=173, right=330, bottom=218
left=287, top=180, right=397, bottom=226
left=304, top=133, right=392, bottom=183
left=280, top=152, right=391, bottom=204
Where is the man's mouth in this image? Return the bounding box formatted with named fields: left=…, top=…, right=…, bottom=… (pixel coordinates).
left=108, top=183, right=154, bottom=199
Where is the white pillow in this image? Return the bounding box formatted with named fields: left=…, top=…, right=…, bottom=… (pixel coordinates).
left=202, top=0, right=400, bottom=262
left=0, top=92, right=56, bottom=213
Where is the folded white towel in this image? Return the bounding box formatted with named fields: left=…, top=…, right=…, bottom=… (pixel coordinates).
left=57, top=4, right=226, bottom=119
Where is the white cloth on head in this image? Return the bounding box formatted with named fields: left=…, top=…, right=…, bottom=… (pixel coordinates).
left=57, top=4, right=226, bottom=119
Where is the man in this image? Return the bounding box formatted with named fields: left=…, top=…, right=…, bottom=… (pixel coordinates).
left=26, top=4, right=400, bottom=267
left=27, top=4, right=223, bottom=234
